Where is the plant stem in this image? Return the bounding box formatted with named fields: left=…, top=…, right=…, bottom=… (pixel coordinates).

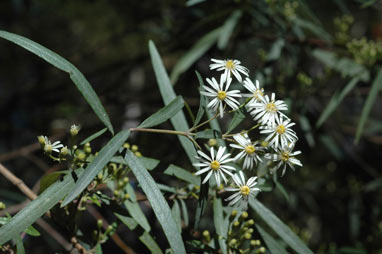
left=189, top=111, right=219, bottom=132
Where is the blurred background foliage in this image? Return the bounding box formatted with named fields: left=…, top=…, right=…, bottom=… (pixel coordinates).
left=0, top=0, right=381, bottom=253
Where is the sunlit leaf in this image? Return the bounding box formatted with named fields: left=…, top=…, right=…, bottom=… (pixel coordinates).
left=149, top=40, right=197, bottom=164
left=0, top=30, right=114, bottom=134
left=139, top=96, right=185, bottom=128
left=62, top=130, right=130, bottom=206
left=249, top=199, right=314, bottom=254
left=125, top=150, right=186, bottom=254
left=213, top=198, right=227, bottom=254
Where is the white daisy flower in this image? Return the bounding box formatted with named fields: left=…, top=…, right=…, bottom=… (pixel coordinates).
left=43, top=136, right=64, bottom=154
left=209, top=58, right=249, bottom=83
left=201, top=75, right=241, bottom=118
left=247, top=93, right=288, bottom=126
left=225, top=171, right=260, bottom=206
left=193, top=146, right=236, bottom=186
left=230, top=133, right=264, bottom=170
left=243, top=78, right=264, bottom=104
left=265, top=142, right=302, bottom=176
left=260, top=117, right=298, bottom=149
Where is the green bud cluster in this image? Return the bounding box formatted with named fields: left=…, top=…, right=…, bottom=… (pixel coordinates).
left=226, top=211, right=266, bottom=253
left=347, top=38, right=382, bottom=66
left=334, top=15, right=354, bottom=44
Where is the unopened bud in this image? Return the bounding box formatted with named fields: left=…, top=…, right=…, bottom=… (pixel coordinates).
left=202, top=230, right=211, bottom=242
left=0, top=202, right=6, bottom=210
left=123, top=177, right=129, bottom=184
left=44, top=144, right=53, bottom=154
left=229, top=239, right=237, bottom=247
left=240, top=211, right=248, bottom=221
left=37, top=135, right=46, bottom=146
left=208, top=139, right=217, bottom=147
left=135, top=151, right=142, bottom=157
left=84, top=143, right=91, bottom=154
left=124, top=193, right=130, bottom=200
left=77, top=152, right=86, bottom=161
left=60, top=146, right=69, bottom=157
left=123, top=142, right=130, bottom=149
left=131, top=145, right=139, bottom=152
left=70, top=124, right=80, bottom=136
left=97, top=219, right=103, bottom=228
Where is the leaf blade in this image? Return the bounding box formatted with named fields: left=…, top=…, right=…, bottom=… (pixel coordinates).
left=125, top=150, right=186, bottom=254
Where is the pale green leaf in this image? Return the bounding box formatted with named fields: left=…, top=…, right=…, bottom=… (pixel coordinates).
left=149, top=41, right=197, bottom=164
left=62, top=130, right=130, bottom=206
left=111, top=155, right=160, bottom=171
left=124, top=183, right=151, bottom=231
left=226, top=108, right=246, bottom=134
left=172, top=200, right=182, bottom=233
left=0, top=169, right=83, bottom=244
left=266, top=38, right=285, bottom=61
left=24, top=224, right=41, bottom=237
left=213, top=198, right=227, bottom=254
left=193, top=71, right=207, bottom=127
left=195, top=129, right=222, bottom=139
left=115, top=213, right=138, bottom=230
left=80, top=128, right=108, bottom=145
left=95, top=243, right=103, bottom=254
left=179, top=199, right=189, bottom=227
left=15, top=235, right=25, bottom=254
left=355, top=67, right=382, bottom=143
left=164, top=164, right=199, bottom=186
left=139, top=231, right=164, bottom=254
left=249, top=199, right=314, bottom=254
left=0, top=30, right=114, bottom=134
left=139, top=96, right=184, bottom=128
left=186, top=0, right=206, bottom=7
left=124, top=150, right=186, bottom=254
left=170, top=28, right=221, bottom=84
left=217, top=10, right=242, bottom=49
left=256, top=224, right=289, bottom=254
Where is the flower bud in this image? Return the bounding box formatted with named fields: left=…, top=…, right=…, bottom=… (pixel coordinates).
left=131, top=145, right=139, bottom=152
left=202, top=230, right=211, bottom=242
left=124, top=193, right=130, bottom=200
left=0, top=202, right=6, bottom=210
left=44, top=144, right=53, bottom=154
left=135, top=151, right=142, bottom=157
left=208, top=139, right=217, bottom=147
left=84, top=143, right=91, bottom=154
left=97, top=219, right=103, bottom=228
left=37, top=135, right=46, bottom=146
left=123, top=142, right=131, bottom=149
left=70, top=124, right=80, bottom=136
left=123, top=177, right=129, bottom=184
left=77, top=152, right=86, bottom=161
left=60, top=146, right=69, bottom=157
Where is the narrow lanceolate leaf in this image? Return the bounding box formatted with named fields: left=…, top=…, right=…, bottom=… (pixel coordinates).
left=124, top=183, right=151, bottom=231
left=139, top=96, right=185, bottom=128
left=15, top=236, right=25, bottom=254
left=256, top=224, right=289, bottom=254
left=80, top=128, right=108, bottom=145
left=226, top=108, right=246, bottom=134
left=193, top=71, right=207, bottom=127
left=149, top=41, right=197, bottom=164
left=164, top=164, right=199, bottom=186
left=172, top=200, right=182, bottom=233
left=62, top=130, right=130, bottom=206
left=170, top=28, right=222, bottom=84
left=266, top=38, right=285, bottom=61
left=125, top=150, right=186, bottom=254
left=249, top=199, right=314, bottom=254
left=195, top=129, right=222, bottom=139
left=355, top=67, right=382, bottom=143
left=217, top=10, right=242, bottom=49
left=111, top=155, right=160, bottom=171
left=0, top=30, right=114, bottom=134
left=213, top=198, right=227, bottom=254
left=0, top=169, right=83, bottom=244
left=179, top=199, right=189, bottom=227
left=316, top=77, right=360, bottom=128
left=139, top=232, right=163, bottom=254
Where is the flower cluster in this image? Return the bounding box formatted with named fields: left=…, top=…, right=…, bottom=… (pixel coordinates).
left=193, top=58, right=303, bottom=208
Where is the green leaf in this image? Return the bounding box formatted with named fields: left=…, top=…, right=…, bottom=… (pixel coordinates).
left=62, top=130, right=130, bottom=206
left=111, top=155, right=160, bottom=171
left=266, top=38, right=285, bottom=61
left=179, top=199, right=189, bottom=227
left=39, top=171, right=68, bottom=194
left=217, top=10, right=242, bottom=49
left=226, top=108, right=246, bottom=134
left=312, top=49, right=369, bottom=81
left=194, top=179, right=209, bottom=230
left=213, top=198, right=227, bottom=254
left=24, top=224, right=41, bottom=237
left=95, top=243, right=103, bottom=254
left=193, top=71, right=207, bottom=127
left=115, top=213, right=138, bottom=230
left=195, top=129, right=222, bottom=139
left=172, top=200, right=182, bottom=233
left=355, top=67, right=382, bottom=143
left=186, top=0, right=206, bottom=7
left=205, top=109, right=226, bottom=147
left=124, top=183, right=151, bottom=231
left=293, top=18, right=332, bottom=42
left=164, top=164, right=199, bottom=186
left=0, top=169, right=83, bottom=244
left=139, top=96, right=185, bottom=128
left=124, top=150, right=186, bottom=254
left=15, top=235, right=25, bottom=254
left=316, top=77, right=360, bottom=128
left=80, top=128, right=108, bottom=145
left=170, top=28, right=221, bottom=84
left=149, top=41, right=197, bottom=164
left=249, top=199, right=314, bottom=254
left=0, top=30, right=114, bottom=134
left=256, top=224, right=289, bottom=254
left=139, top=231, right=164, bottom=254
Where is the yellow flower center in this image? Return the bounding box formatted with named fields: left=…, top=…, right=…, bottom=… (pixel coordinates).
left=217, top=91, right=227, bottom=100
left=266, top=102, right=277, bottom=112
left=245, top=145, right=255, bottom=154
left=210, top=160, right=220, bottom=171
left=281, top=152, right=290, bottom=162
left=276, top=125, right=286, bottom=134
left=240, top=185, right=250, bottom=196
left=253, top=90, right=264, bottom=99
left=225, top=60, right=235, bottom=70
